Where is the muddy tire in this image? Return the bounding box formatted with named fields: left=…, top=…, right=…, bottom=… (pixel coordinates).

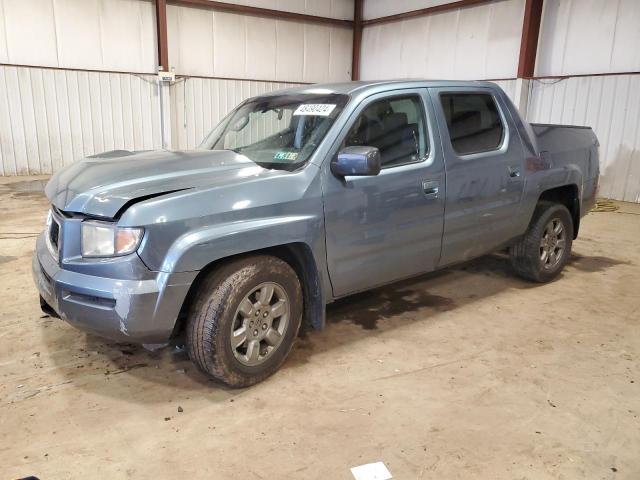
left=186, top=255, right=303, bottom=388
left=510, top=201, right=573, bottom=283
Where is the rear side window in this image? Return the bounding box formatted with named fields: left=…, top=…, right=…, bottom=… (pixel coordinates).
left=440, top=93, right=504, bottom=155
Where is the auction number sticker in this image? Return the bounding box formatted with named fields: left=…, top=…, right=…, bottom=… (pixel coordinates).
left=293, top=104, right=337, bottom=116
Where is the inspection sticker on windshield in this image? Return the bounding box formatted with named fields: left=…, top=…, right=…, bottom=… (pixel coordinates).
left=274, top=151, right=299, bottom=161
left=293, top=103, right=336, bottom=116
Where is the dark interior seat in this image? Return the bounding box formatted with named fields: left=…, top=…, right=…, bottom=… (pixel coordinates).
left=368, top=113, right=418, bottom=166
left=345, top=106, right=420, bottom=166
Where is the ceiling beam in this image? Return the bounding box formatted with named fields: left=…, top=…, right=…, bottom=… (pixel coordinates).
left=155, top=0, right=169, bottom=71
left=168, top=0, right=353, bottom=28
left=362, top=0, right=492, bottom=26
left=517, top=0, right=544, bottom=78
left=351, top=0, right=363, bottom=80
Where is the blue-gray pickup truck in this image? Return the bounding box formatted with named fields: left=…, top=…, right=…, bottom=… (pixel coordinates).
left=33, top=80, right=599, bottom=387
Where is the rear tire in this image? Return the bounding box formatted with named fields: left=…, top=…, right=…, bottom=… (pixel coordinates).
left=186, top=255, right=303, bottom=388
left=510, top=201, right=573, bottom=283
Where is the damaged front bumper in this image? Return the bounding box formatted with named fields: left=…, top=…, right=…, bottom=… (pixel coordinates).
left=32, top=233, right=196, bottom=343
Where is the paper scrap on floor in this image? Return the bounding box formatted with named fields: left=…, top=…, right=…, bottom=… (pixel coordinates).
left=350, top=462, right=392, bottom=480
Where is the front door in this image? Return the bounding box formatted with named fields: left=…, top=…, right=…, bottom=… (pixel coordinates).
left=323, top=90, right=445, bottom=297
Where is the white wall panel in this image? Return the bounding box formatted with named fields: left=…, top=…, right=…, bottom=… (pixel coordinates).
left=303, top=24, right=331, bottom=82
left=363, top=0, right=456, bottom=20
left=328, top=26, right=354, bottom=81
left=275, top=21, right=305, bottom=80
left=167, top=4, right=353, bottom=83
left=246, top=16, right=278, bottom=80
left=97, top=0, right=158, bottom=73
left=54, top=0, right=103, bottom=70
left=0, top=0, right=59, bottom=66
left=527, top=75, right=640, bottom=203
left=189, top=0, right=354, bottom=20
left=536, top=0, right=640, bottom=77
left=0, top=0, right=157, bottom=73
left=167, top=3, right=215, bottom=77
left=360, top=0, right=525, bottom=81
left=170, top=77, right=302, bottom=150
left=0, top=65, right=162, bottom=175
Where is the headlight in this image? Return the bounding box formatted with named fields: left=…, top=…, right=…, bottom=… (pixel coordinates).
left=81, top=221, right=143, bottom=257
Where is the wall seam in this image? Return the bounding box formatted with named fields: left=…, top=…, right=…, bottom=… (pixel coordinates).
left=608, top=0, right=622, bottom=73
left=29, top=63, right=42, bottom=173
left=1, top=67, right=18, bottom=175
left=50, top=0, right=61, bottom=67
left=0, top=0, right=10, bottom=64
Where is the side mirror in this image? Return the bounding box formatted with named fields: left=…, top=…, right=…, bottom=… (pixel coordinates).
left=331, top=146, right=381, bottom=177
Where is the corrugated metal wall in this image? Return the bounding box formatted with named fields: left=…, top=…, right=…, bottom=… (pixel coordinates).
left=1, top=0, right=640, bottom=203
left=170, top=77, right=302, bottom=150
left=0, top=65, right=310, bottom=173
left=360, top=0, right=525, bottom=81
left=0, top=0, right=157, bottom=73
left=0, top=0, right=351, bottom=175
left=363, top=0, right=459, bottom=20
left=167, top=4, right=353, bottom=83
left=195, top=0, right=354, bottom=20
left=0, top=65, right=162, bottom=175
left=528, top=75, right=640, bottom=203
left=529, top=0, right=640, bottom=203
left=536, top=0, right=640, bottom=77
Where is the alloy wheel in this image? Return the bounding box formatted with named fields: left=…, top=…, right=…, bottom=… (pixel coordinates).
left=230, top=282, right=290, bottom=367
left=540, top=218, right=566, bottom=270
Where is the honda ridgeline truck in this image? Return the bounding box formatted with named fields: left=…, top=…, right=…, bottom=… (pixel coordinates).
left=33, top=80, right=599, bottom=387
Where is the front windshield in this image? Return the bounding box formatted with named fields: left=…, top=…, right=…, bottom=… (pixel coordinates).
left=199, top=93, right=349, bottom=170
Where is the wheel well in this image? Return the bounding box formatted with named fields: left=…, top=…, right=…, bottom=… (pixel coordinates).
left=171, top=243, right=325, bottom=341
left=538, top=184, right=580, bottom=238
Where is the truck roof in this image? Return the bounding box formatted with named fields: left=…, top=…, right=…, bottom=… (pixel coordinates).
left=260, top=79, right=500, bottom=97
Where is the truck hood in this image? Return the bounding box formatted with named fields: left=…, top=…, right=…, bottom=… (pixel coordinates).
left=45, top=149, right=264, bottom=218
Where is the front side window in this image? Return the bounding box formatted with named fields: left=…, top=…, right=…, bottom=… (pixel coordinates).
left=343, top=95, right=427, bottom=168
left=440, top=93, right=505, bottom=156
left=200, top=93, right=349, bottom=170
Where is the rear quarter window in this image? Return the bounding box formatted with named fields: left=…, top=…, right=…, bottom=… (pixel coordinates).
left=440, top=93, right=504, bottom=156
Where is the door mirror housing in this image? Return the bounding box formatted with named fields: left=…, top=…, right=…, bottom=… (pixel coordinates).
left=331, top=146, right=381, bottom=177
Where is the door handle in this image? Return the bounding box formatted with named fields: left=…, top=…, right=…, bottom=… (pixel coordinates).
left=422, top=180, right=439, bottom=199
left=508, top=166, right=521, bottom=178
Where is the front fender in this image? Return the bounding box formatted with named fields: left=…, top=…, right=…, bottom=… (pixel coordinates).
left=159, top=214, right=323, bottom=273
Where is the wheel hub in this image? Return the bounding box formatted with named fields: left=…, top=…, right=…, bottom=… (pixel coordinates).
left=249, top=306, right=273, bottom=340
left=540, top=218, right=566, bottom=270
left=230, top=282, right=290, bottom=367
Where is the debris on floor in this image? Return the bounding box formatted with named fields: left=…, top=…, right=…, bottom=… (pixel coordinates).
left=350, top=462, right=392, bottom=480
left=592, top=198, right=619, bottom=212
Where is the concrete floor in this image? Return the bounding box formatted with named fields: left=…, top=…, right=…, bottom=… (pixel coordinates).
left=1, top=175, right=639, bottom=480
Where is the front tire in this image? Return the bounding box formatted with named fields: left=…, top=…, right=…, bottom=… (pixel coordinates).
left=186, top=255, right=303, bottom=388
left=510, top=201, right=573, bottom=283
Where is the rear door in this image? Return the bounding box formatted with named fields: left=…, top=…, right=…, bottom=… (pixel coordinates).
left=428, top=87, right=525, bottom=266
left=323, top=89, right=446, bottom=297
